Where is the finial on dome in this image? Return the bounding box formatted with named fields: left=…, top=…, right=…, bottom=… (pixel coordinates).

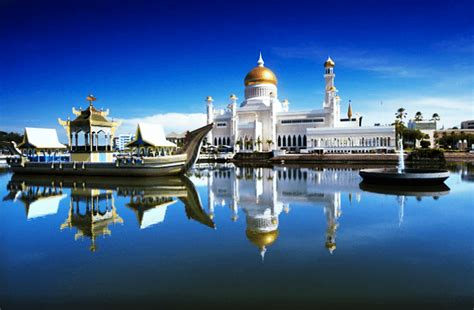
left=86, top=94, right=96, bottom=106
left=257, top=51, right=264, bottom=67
left=324, top=56, right=335, bottom=68
left=348, top=100, right=353, bottom=119
left=206, top=96, right=214, bottom=102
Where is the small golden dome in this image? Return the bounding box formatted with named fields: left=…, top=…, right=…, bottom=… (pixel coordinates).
left=246, top=229, right=279, bottom=249
left=327, top=85, right=337, bottom=92
left=324, top=57, right=335, bottom=68
left=244, top=66, right=278, bottom=86
left=206, top=96, right=214, bottom=102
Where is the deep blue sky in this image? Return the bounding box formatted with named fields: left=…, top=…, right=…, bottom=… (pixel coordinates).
left=1, top=0, right=473, bottom=136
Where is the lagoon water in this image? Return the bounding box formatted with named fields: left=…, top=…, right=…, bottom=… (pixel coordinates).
left=0, top=164, right=473, bottom=309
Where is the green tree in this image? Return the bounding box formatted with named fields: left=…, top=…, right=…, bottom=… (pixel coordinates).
left=431, top=113, right=440, bottom=121
left=266, top=139, right=273, bottom=150
left=414, top=111, right=423, bottom=121
left=394, top=108, right=407, bottom=140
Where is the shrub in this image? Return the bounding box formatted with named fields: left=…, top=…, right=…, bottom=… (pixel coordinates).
left=420, top=140, right=431, bottom=148
left=406, top=148, right=445, bottom=162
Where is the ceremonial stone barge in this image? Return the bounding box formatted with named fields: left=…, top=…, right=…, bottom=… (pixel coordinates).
left=6, top=95, right=212, bottom=177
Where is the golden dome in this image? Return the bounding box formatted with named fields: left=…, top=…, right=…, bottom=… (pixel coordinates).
left=327, top=85, right=337, bottom=92
left=244, top=66, right=278, bottom=86
left=246, top=229, right=279, bottom=249
left=324, top=57, right=335, bottom=68
left=244, top=52, right=278, bottom=86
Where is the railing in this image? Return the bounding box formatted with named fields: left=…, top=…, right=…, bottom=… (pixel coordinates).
left=71, top=145, right=111, bottom=152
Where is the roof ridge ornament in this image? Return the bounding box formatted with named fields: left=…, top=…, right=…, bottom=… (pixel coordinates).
left=86, top=94, right=96, bottom=106
left=257, top=51, right=264, bottom=67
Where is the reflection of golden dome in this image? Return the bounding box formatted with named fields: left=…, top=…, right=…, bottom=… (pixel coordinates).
left=246, top=229, right=279, bottom=249
left=325, top=241, right=336, bottom=254
left=324, top=57, right=335, bottom=68
left=244, top=66, right=278, bottom=86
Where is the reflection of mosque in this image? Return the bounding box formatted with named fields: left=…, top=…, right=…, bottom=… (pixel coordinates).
left=203, top=165, right=362, bottom=258
left=60, top=187, right=123, bottom=252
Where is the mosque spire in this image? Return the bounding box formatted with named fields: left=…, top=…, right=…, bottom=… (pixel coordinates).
left=257, top=51, right=264, bottom=67
left=347, top=100, right=353, bottom=119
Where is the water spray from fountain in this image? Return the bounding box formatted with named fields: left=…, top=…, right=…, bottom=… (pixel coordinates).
left=397, top=138, right=405, bottom=174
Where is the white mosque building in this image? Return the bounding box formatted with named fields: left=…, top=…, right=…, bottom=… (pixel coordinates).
left=205, top=53, right=395, bottom=153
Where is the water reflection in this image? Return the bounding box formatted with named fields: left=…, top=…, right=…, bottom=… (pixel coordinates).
left=196, top=165, right=361, bottom=257
left=4, top=174, right=215, bottom=251
left=3, top=164, right=454, bottom=256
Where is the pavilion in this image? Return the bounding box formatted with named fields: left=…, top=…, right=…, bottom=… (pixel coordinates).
left=17, top=127, right=67, bottom=161
left=126, top=122, right=177, bottom=156
left=58, top=95, right=120, bottom=163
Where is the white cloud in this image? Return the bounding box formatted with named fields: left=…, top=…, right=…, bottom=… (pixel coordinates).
left=117, top=112, right=207, bottom=135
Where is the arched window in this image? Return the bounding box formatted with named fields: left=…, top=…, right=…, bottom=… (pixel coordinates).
left=287, top=135, right=292, bottom=147
left=227, top=137, right=230, bottom=145
left=278, top=136, right=281, bottom=147
left=283, top=136, right=286, bottom=147
left=303, top=135, right=307, bottom=147
left=293, top=135, right=297, bottom=146
left=298, top=135, right=302, bottom=146
left=218, top=137, right=221, bottom=145
left=388, top=137, right=391, bottom=146
left=214, top=137, right=217, bottom=145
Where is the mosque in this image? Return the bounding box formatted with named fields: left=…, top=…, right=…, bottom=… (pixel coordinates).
left=205, top=53, right=395, bottom=153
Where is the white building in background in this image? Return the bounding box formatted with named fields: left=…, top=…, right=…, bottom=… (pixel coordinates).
left=114, top=134, right=135, bottom=151
left=205, top=53, right=396, bottom=153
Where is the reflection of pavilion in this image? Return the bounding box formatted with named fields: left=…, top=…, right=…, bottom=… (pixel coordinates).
left=121, top=188, right=177, bottom=229
left=6, top=174, right=214, bottom=252
left=201, top=165, right=358, bottom=259
left=60, top=187, right=123, bottom=252
left=4, top=180, right=66, bottom=219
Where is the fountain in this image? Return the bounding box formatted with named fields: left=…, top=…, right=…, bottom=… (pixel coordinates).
left=359, top=138, right=450, bottom=185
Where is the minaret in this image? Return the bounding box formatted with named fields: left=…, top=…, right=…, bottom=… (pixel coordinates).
left=323, top=57, right=340, bottom=127
left=229, top=94, right=238, bottom=149
left=206, top=96, right=214, bottom=145
left=324, top=57, right=336, bottom=107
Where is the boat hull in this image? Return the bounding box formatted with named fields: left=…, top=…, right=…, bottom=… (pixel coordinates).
left=359, top=168, right=450, bottom=185
left=9, top=157, right=187, bottom=177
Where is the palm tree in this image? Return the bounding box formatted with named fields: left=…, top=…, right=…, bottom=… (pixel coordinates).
left=414, top=111, right=423, bottom=121
left=395, top=107, right=407, bottom=123
left=266, top=139, right=273, bottom=150
left=394, top=108, right=407, bottom=140
left=431, top=113, right=440, bottom=121
left=256, top=137, right=262, bottom=151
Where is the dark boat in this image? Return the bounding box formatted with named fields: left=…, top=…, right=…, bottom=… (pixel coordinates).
left=359, top=168, right=450, bottom=185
